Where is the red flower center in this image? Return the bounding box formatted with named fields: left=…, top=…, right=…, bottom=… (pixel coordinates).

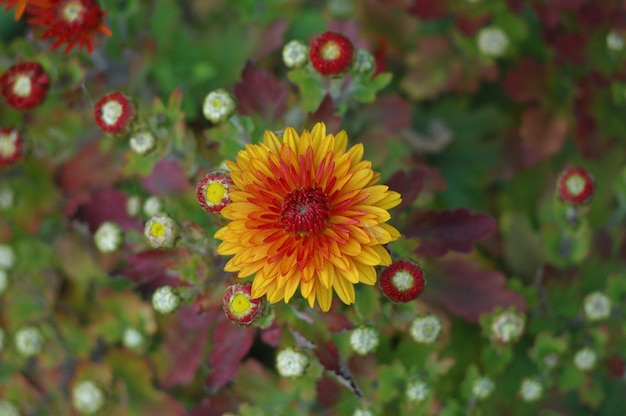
left=280, top=187, right=330, bottom=236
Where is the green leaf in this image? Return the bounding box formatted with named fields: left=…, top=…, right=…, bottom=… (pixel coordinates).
left=288, top=68, right=325, bottom=112
left=351, top=73, right=392, bottom=104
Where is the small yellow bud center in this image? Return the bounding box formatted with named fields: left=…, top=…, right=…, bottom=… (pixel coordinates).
left=321, top=42, right=340, bottom=60
left=231, top=293, right=251, bottom=314
left=150, top=222, right=165, bottom=238
left=61, top=1, right=84, bottom=22
left=206, top=181, right=227, bottom=204
left=565, top=174, right=585, bottom=195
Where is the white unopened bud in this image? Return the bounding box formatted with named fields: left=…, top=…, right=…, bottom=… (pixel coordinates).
left=490, top=310, right=525, bottom=344
left=406, top=380, right=430, bottom=402
left=477, top=27, right=509, bottom=57
left=93, top=222, right=124, bottom=253
left=282, top=40, right=308, bottom=69
left=472, top=376, right=495, bottom=400
left=352, top=49, right=375, bottom=74
left=202, top=89, right=236, bottom=124
left=126, top=196, right=141, bottom=217
left=129, top=131, right=156, bottom=155
left=607, top=31, right=625, bottom=51
left=519, top=378, right=542, bottom=402
left=72, top=380, right=105, bottom=415
left=122, top=327, right=145, bottom=349
left=574, top=347, right=596, bottom=371
left=143, top=196, right=162, bottom=217
left=353, top=409, right=373, bottom=416
left=144, top=213, right=180, bottom=249
left=410, top=314, right=442, bottom=344
left=350, top=327, right=379, bottom=355
left=152, top=286, right=180, bottom=314
left=0, top=244, right=15, bottom=270
left=0, top=400, right=20, bottom=416
left=0, top=187, right=14, bottom=210
left=276, top=348, right=308, bottom=378
left=15, top=326, right=44, bottom=357
left=583, top=292, right=611, bottom=321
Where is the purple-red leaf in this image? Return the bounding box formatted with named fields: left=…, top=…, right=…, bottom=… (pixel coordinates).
left=141, top=159, right=192, bottom=196
left=74, top=188, right=142, bottom=232
left=422, top=255, right=527, bottom=322
left=385, top=167, right=427, bottom=210
left=117, top=250, right=182, bottom=291
left=315, top=340, right=362, bottom=397
left=205, top=318, right=255, bottom=393
left=306, top=94, right=341, bottom=133
left=233, top=62, right=288, bottom=121
left=58, top=141, right=120, bottom=193
left=406, top=208, right=496, bottom=257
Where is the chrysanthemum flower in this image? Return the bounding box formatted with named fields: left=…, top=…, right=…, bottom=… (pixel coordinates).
left=0, top=128, right=24, bottom=166
left=379, top=259, right=425, bottom=303
left=197, top=170, right=233, bottom=214
left=0, top=62, right=50, bottom=109
left=27, top=0, right=112, bottom=53
left=556, top=167, right=594, bottom=205
left=309, top=32, right=354, bottom=76
left=215, top=123, right=401, bottom=311
left=223, top=281, right=267, bottom=326
left=94, top=92, right=135, bottom=133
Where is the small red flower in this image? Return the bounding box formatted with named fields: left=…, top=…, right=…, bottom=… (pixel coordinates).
left=309, top=32, right=354, bottom=76
left=0, top=62, right=50, bottom=109
left=223, top=281, right=266, bottom=326
left=379, top=259, right=425, bottom=303
left=556, top=167, right=594, bottom=205
left=0, top=128, right=24, bottom=166
left=93, top=92, right=135, bottom=133
left=27, top=0, right=112, bottom=53
left=197, top=170, right=233, bottom=213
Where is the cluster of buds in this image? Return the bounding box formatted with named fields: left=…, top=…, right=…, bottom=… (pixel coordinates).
left=282, top=40, right=309, bottom=69
left=488, top=308, right=525, bottom=345
left=275, top=348, right=309, bottom=378
left=72, top=380, right=106, bottom=415
left=349, top=326, right=379, bottom=355
left=222, top=281, right=267, bottom=326
left=197, top=170, right=233, bottom=214
left=379, top=259, right=425, bottom=303
left=410, top=314, right=442, bottom=344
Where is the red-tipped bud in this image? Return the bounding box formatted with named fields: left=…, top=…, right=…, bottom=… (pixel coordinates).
left=379, top=259, right=425, bottom=303
left=556, top=167, right=594, bottom=205
left=0, top=62, right=50, bottom=109
left=197, top=170, right=233, bottom=213
left=0, top=128, right=24, bottom=166
left=309, top=32, right=354, bottom=76
left=94, top=92, right=135, bottom=133
left=223, top=281, right=266, bottom=326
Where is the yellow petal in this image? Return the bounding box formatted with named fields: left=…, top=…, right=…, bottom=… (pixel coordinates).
left=333, top=276, right=355, bottom=305
left=316, top=284, right=333, bottom=312
left=340, top=238, right=362, bottom=256
left=354, top=261, right=377, bottom=285
left=334, top=130, right=348, bottom=154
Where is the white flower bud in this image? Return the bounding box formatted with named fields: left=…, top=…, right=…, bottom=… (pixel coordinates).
left=490, top=310, right=525, bottom=344
left=583, top=292, right=611, bottom=321
left=607, top=31, right=625, bottom=51
left=143, top=196, right=162, bottom=217
left=152, top=286, right=180, bottom=314
left=282, top=40, right=308, bottom=69
left=352, top=49, right=375, bottom=74
left=144, top=213, right=180, bottom=249
left=406, top=380, right=430, bottom=402
left=72, top=380, right=105, bottom=415
left=126, top=195, right=141, bottom=217
left=472, top=376, right=495, bottom=400
left=519, top=378, right=542, bottom=402
left=410, top=314, right=442, bottom=344
left=353, top=409, right=373, bottom=416
left=202, top=89, right=236, bottom=124
left=93, top=222, right=124, bottom=253
left=122, top=327, right=145, bottom=349
left=477, top=27, right=509, bottom=57
left=15, top=326, right=44, bottom=357
left=0, top=400, right=20, bottom=416
left=349, top=327, right=379, bottom=355
left=0, top=244, right=15, bottom=270
left=129, top=131, right=156, bottom=155
left=0, top=187, right=14, bottom=210
left=574, top=347, right=596, bottom=371
left=276, top=348, right=308, bottom=378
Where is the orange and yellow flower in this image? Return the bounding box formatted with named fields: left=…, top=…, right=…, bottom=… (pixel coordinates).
left=215, top=123, right=401, bottom=311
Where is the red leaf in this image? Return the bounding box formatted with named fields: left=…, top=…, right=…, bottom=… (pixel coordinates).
left=318, top=310, right=354, bottom=333
left=251, top=20, right=289, bottom=60
left=306, top=94, right=341, bottom=133
left=422, top=255, right=527, bottom=322
left=409, top=0, right=446, bottom=20
left=74, top=188, right=142, bottom=232
left=260, top=324, right=281, bottom=346
left=58, top=141, right=119, bottom=193
left=385, top=167, right=427, bottom=210
left=117, top=250, right=182, bottom=290
left=205, top=318, right=255, bottom=393
left=233, top=62, right=288, bottom=121
left=519, top=106, right=568, bottom=163
left=188, top=395, right=239, bottom=416
left=503, top=58, right=545, bottom=104
left=365, top=93, right=412, bottom=133
left=315, top=340, right=362, bottom=397
left=160, top=307, right=215, bottom=388
left=141, top=159, right=192, bottom=196
left=405, top=208, right=496, bottom=257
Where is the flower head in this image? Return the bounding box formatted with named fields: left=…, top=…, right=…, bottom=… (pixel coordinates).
left=309, top=32, right=354, bottom=76
left=410, top=314, right=442, bottom=344
left=122, top=327, right=144, bottom=349
left=144, top=213, right=180, bottom=249
left=1, top=62, right=50, bottom=109
left=27, top=0, right=112, bottom=53
left=215, top=123, right=401, bottom=311
left=519, top=378, right=542, bottom=402
left=276, top=348, right=309, bottom=377
left=379, top=259, right=425, bottom=303
left=15, top=326, right=44, bottom=357
left=72, top=380, right=105, bottom=415
left=282, top=40, right=308, bottom=69
left=556, top=167, right=594, bottom=205
left=202, top=89, right=235, bottom=124
left=574, top=347, right=596, bottom=371
left=129, top=131, right=156, bottom=155
left=583, top=291, right=612, bottom=321
left=223, top=281, right=267, bottom=326
left=93, top=221, right=124, bottom=253
left=406, top=380, right=430, bottom=402
left=472, top=376, right=495, bottom=400
left=197, top=170, right=233, bottom=213
left=349, top=326, right=379, bottom=355
left=152, top=285, right=180, bottom=314
left=477, top=27, right=509, bottom=57
left=0, top=128, right=24, bottom=167
left=94, top=92, right=135, bottom=133
left=489, top=309, right=525, bottom=344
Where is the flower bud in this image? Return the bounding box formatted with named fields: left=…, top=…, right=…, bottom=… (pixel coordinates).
left=197, top=170, right=233, bottom=214
left=144, top=213, right=180, bottom=249
left=519, top=378, right=542, bottom=402
left=477, top=27, right=509, bottom=57
left=574, top=347, right=596, bottom=371
left=0, top=244, right=15, bottom=270
left=202, top=89, right=236, bottom=124
left=222, top=281, right=266, bottom=326
left=0, top=128, right=24, bottom=166
left=349, top=326, right=379, bottom=355
left=143, top=196, right=163, bottom=217
left=410, top=314, right=442, bottom=344
left=379, top=259, right=425, bottom=303
left=352, top=49, right=375, bottom=74
left=607, top=30, right=625, bottom=51
left=93, top=221, right=124, bottom=253
left=0, top=186, right=14, bottom=210
left=122, top=327, right=145, bottom=349
left=129, top=131, right=156, bottom=155
left=276, top=348, right=309, bottom=378
left=406, top=380, right=430, bottom=402
left=72, top=380, right=105, bottom=415
left=583, top=291, right=611, bottom=321
left=152, top=285, right=181, bottom=314
left=15, top=326, right=44, bottom=357
left=282, top=40, right=309, bottom=69
left=94, top=92, right=135, bottom=133
left=472, top=376, right=495, bottom=400
left=490, top=309, right=525, bottom=344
